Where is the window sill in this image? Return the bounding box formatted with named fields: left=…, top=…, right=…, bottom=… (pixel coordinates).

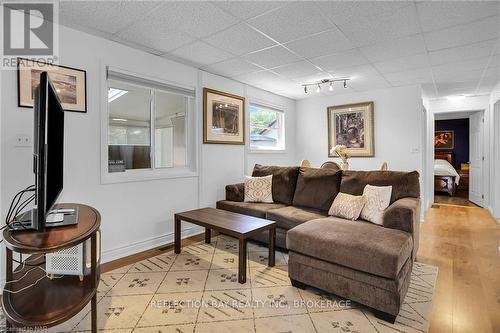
left=247, top=149, right=287, bottom=154
left=101, top=168, right=198, bottom=185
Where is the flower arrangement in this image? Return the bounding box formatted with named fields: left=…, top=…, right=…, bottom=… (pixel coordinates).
left=331, top=145, right=350, bottom=170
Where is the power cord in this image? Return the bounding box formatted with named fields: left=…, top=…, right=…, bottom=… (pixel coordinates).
left=1, top=184, right=36, bottom=237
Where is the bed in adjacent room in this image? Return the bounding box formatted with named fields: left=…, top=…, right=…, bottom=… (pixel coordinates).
left=434, top=151, right=460, bottom=196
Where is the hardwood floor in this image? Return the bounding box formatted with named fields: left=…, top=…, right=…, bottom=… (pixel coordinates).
left=434, top=190, right=479, bottom=207
left=419, top=204, right=500, bottom=333
left=103, top=207, right=499, bottom=333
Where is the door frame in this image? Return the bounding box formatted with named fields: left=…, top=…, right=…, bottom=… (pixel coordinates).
left=424, top=108, right=487, bottom=210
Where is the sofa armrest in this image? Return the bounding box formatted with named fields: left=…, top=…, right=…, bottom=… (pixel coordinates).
left=225, top=183, right=245, bottom=202
left=383, top=198, right=420, bottom=259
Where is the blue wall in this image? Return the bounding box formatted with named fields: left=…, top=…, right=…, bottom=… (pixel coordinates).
left=435, top=118, right=469, bottom=169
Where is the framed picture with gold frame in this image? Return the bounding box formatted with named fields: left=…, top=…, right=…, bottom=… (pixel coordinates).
left=18, top=58, right=87, bottom=112
left=203, top=88, right=245, bottom=145
left=328, top=101, right=374, bottom=157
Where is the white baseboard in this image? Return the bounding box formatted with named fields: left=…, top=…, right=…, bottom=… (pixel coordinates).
left=101, top=225, right=204, bottom=264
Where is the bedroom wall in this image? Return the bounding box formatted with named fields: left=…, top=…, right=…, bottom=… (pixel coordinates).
left=435, top=118, right=470, bottom=169
left=0, top=24, right=296, bottom=282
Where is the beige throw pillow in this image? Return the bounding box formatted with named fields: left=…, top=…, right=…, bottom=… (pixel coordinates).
left=360, top=185, right=392, bottom=225
left=328, top=192, right=366, bottom=220
left=244, top=175, right=273, bottom=203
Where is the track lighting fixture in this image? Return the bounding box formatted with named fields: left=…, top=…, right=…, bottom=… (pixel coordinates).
left=301, top=78, right=350, bottom=94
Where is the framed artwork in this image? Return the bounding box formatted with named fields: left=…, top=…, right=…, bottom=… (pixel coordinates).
left=328, top=101, right=374, bottom=157
left=18, top=58, right=87, bottom=112
left=434, top=130, right=454, bottom=149
left=203, top=88, right=245, bottom=145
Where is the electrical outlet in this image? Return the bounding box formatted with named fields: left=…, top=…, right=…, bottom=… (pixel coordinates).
left=15, top=134, right=32, bottom=147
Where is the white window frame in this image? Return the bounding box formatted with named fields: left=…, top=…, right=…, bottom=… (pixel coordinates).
left=248, top=101, right=286, bottom=153
left=100, top=66, right=198, bottom=184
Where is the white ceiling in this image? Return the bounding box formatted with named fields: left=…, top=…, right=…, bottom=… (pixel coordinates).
left=60, top=1, right=500, bottom=100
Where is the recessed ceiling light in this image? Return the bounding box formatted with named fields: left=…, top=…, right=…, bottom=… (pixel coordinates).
left=446, top=95, right=466, bottom=101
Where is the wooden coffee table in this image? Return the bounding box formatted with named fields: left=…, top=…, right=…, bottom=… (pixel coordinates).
left=174, top=207, right=276, bottom=284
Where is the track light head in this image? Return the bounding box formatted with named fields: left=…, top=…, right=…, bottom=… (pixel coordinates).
left=316, top=84, right=321, bottom=93
left=304, top=86, right=308, bottom=94
left=343, top=80, right=347, bottom=88
left=329, top=82, right=333, bottom=91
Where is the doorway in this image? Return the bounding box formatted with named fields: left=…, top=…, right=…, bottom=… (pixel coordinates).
left=433, top=110, right=484, bottom=207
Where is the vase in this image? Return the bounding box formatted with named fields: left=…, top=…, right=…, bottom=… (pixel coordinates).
left=341, top=159, right=349, bottom=170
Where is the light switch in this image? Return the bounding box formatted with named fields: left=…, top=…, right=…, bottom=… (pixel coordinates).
left=15, top=134, right=32, bottom=147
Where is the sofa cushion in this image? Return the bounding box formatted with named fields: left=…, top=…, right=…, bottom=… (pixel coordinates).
left=287, top=217, right=413, bottom=279
left=266, top=206, right=327, bottom=230
left=292, top=167, right=342, bottom=211
left=252, top=164, right=299, bottom=205
left=216, top=200, right=287, bottom=219
left=340, top=170, right=419, bottom=204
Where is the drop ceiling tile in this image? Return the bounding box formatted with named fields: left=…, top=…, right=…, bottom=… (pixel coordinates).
left=271, top=61, right=324, bottom=80
left=235, top=70, right=298, bottom=91
left=316, top=1, right=411, bottom=22
left=373, top=53, right=430, bottom=74
left=117, top=21, right=195, bottom=54
left=331, top=4, right=421, bottom=46
left=428, top=39, right=497, bottom=66
left=203, top=24, right=275, bottom=56
left=242, top=46, right=301, bottom=69
left=168, top=41, right=233, bottom=67
left=384, top=68, right=434, bottom=85
left=311, top=49, right=368, bottom=72
left=214, top=1, right=285, bottom=20
left=203, top=58, right=262, bottom=77
left=146, top=2, right=239, bottom=38
left=435, top=82, right=481, bottom=96
left=329, top=65, right=380, bottom=80
left=350, top=75, right=391, bottom=92
left=416, top=1, right=500, bottom=33
left=360, top=34, right=427, bottom=63
left=60, top=1, right=163, bottom=34
left=247, top=2, right=333, bottom=43
left=284, top=28, right=355, bottom=59
left=432, top=56, right=493, bottom=76
left=424, top=16, right=500, bottom=51
left=433, top=69, right=485, bottom=84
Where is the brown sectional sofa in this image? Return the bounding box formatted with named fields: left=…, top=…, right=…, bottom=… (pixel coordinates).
left=216, top=164, right=421, bottom=323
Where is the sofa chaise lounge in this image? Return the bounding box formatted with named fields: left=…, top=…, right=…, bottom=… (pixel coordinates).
left=216, top=164, right=421, bottom=322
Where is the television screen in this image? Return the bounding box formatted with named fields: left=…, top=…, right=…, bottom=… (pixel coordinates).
left=34, top=72, right=64, bottom=229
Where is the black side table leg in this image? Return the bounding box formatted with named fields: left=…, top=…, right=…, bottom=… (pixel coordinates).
left=91, top=233, right=98, bottom=333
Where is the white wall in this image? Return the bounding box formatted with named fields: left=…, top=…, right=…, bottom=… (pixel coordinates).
left=0, top=24, right=296, bottom=280
left=295, top=85, right=424, bottom=171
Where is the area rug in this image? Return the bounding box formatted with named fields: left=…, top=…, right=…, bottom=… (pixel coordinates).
left=1, top=235, right=438, bottom=333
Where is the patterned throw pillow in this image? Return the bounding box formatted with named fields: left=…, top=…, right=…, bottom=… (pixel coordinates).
left=244, top=175, right=273, bottom=203
left=360, top=185, right=392, bottom=225
left=328, top=192, right=366, bottom=220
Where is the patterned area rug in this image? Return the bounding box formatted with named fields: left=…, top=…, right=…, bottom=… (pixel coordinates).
left=1, top=235, right=438, bottom=332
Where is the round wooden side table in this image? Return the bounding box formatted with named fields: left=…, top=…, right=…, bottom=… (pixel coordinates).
left=2, top=203, right=101, bottom=332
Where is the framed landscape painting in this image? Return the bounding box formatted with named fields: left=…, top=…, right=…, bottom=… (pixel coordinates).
left=328, top=101, right=374, bottom=157
left=18, top=58, right=87, bottom=112
left=434, top=130, right=454, bottom=149
left=203, top=88, right=245, bottom=145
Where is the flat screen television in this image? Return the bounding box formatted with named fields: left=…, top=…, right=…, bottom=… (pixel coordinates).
left=32, top=71, right=65, bottom=230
